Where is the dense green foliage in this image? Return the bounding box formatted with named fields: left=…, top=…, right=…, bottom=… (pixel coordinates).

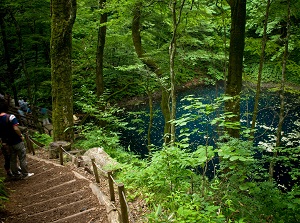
left=1, top=0, right=300, bottom=103
left=0, top=0, right=51, bottom=105
left=113, top=96, right=300, bottom=222
left=0, top=0, right=300, bottom=222
left=69, top=92, right=300, bottom=222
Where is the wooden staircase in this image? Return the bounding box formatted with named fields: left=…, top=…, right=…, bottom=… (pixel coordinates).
left=3, top=155, right=109, bottom=223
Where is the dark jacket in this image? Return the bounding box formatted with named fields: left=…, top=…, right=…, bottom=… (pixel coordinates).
left=0, top=114, right=22, bottom=145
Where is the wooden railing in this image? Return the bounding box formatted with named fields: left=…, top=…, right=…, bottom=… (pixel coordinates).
left=91, top=158, right=130, bottom=223
left=8, top=106, right=53, bottom=136
left=24, top=131, right=45, bottom=155
left=57, top=146, right=132, bottom=223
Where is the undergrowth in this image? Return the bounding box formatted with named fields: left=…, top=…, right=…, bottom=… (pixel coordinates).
left=69, top=92, right=300, bottom=222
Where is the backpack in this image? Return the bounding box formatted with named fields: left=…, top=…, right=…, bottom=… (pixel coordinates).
left=0, top=114, right=14, bottom=144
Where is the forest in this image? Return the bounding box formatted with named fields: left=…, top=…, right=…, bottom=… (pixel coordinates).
left=1, top=0, right=300, bottom=222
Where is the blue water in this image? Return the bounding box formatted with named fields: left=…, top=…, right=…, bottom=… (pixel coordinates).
left=121, top=85, right=223, bottom=154
left=121, top=84, right=300, bottom=155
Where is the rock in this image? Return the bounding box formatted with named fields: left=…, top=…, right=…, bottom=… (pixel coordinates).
left=82, top=147, right=119, bottom=175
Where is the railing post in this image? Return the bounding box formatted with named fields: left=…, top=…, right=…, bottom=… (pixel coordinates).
left=107, top=171, right=115, bottom=202
left=91, top=158, right=100, bottom=183
left=72, top=156, right=76, bottom=164
left=25, top=133, right=35, bottom=155
left=31, top=137, right=35, bottom=155
left=77, top=159, right=81, bottom=167
left=24, top=133, right=30, bottom=151
left=59, top=145, right=64, bottom=165
left=118, top=183, right=129, bottom=223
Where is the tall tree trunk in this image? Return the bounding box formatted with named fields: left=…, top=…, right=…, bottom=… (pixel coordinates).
left=216, top=0, right=228, bottom=90
left=131, top=2, right=171, bottom=145
left=269, top=0, right=290, bottom=181
left=147, top=92, right=153, bottom=153
left=169, top=0, right=185, bottom=144
left=222, top=2, right=228, bottom=91
left=161, top=88, right=171, bottom=144
left=0, top=12, right=18, bottom=106
left=225, top=0, right=246, bottom=138
left=251, top=0, right=271, bottom=139
left=50, top=0, right=77, bottom=142
left=10, top=14, right=29, bottom=100
left=96, top=0, right=107, bottom=97
left=10, top=12, right=44, bottom=133
left=169, top=0, right=177, bottom=145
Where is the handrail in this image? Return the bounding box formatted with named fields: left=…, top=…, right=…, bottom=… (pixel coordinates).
left=90, top=158, right=133, bottom=223
left=109, top=172, right=118, bottom=185
left=91, top=159, right=108, bottom=176
left=58, top=145, right=80, bottom=166
left=118, top=183, right=129, bottom=223
left=58, top=148, right=132, bottom=223
left=24, top=131, right=46, bottom=155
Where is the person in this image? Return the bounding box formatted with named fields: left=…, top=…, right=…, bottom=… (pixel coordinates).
left=19, top=98, right=30, bottom=113
left=0, top=98, right=34, bottom=179
left=17, top=107, right=25, bottom=116
left=0, top=139, right=12, bottom=177
left=40, top=107, right=50, bottom=125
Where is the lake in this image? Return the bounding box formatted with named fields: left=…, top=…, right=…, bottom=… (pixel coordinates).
left=121, top=84, right=300, bottom=155
left=120, top=84, right=300, bottom=189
